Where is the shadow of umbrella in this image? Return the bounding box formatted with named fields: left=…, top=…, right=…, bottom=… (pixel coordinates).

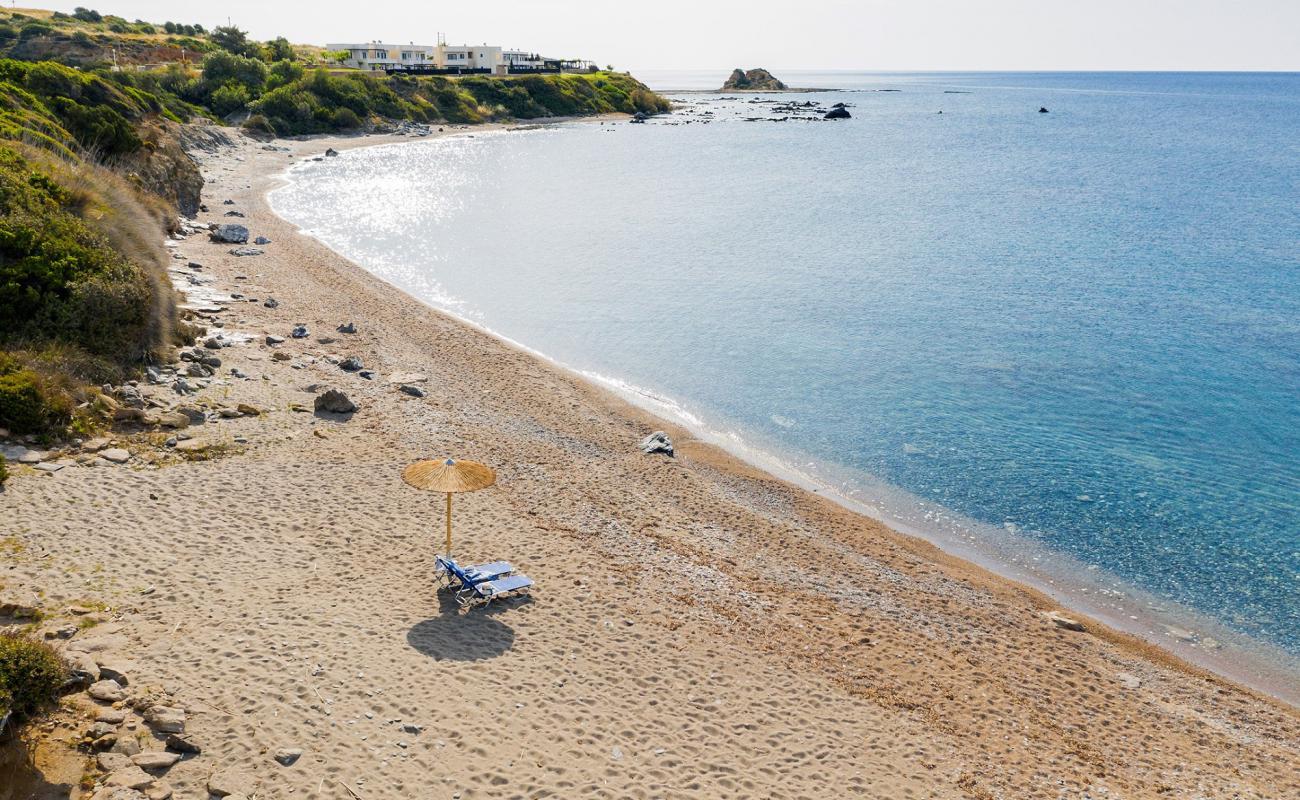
left=405, top=590, right=520, bottom=662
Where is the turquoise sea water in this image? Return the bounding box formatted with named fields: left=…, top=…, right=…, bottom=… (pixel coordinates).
left=270, top=72, right=1300, bottom=691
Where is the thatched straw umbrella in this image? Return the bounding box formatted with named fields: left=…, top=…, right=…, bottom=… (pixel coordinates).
left=401, top=458, right=496, bottom=556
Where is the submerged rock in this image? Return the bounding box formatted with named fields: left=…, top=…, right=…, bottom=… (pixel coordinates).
left=824, top=106, right=851, bottom=119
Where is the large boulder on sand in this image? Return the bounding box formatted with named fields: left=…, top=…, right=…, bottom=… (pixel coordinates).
left=314, top=388, right=357, bottom=415
left=209, top=224, right=249, bottom=244
left=640, top=431, right=674, bottom=457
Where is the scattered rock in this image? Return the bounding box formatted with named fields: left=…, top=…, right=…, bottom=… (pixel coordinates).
left=339, top=356, right=363, bottom=372
left=1039, top=106, right=1049, bottom=113
left=1115, top=672, right=1142, bottom=690
left=163, top=733, right=201, bottom=754
left=88, top=679, right=126, bottom=703
left=223, top=210, right=245, bottom=217
left=105, top=765, right=154, bottom=789
left=143, top=705, right=186, bottom=733
left=96, top=709, right=127, bottom=724
left=230, top=247, right=265, bottom=257
left=265, top=334, right=285, bottom=345
left=640, top=431, right=674, bottom=457
left=209, top=224, right=249, bottom=244
left=145, top=781, right=173, bottom=800
left=97, top=752, right=131, bottom=772
left=271, top=351, right=292, bottom=362
left=1043, top=610, right=1086, bottom=632
left=154, top=411, right=190, bottom=429
left=398, top=384, right=425, bottom=398
left=236, top=403, right=260, bottom=416
left=208, top=768, right=256, bottom=797
left=273, top=747, right=303, bottom=766
left=96, top=660, right=132, bottom=685
left=291, top=325, right=309, bottom=338
left=324, top=148, right=339, bottom=157
left=131, top=751, right=181, bottom=771
left=336, top=322, right=357, bottom=334
left=111, top=736, right=141, bottom=756
left=91, top=786, right=149, bottom=800
left=254, top=236, right=271, bottom=245
left=314, top=388, right=357, bottom=415
left=824, top=106, right=851, bottom=119
left=0, top=586, right=42, bottom=618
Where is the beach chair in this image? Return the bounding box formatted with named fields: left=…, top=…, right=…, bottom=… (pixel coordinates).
left=456, top=573, right=534, bottom=608
left=434, top=555, right=514, bottom=591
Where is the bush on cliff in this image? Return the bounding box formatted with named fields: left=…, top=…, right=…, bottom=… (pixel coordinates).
left=0, top=146, right=172, bottom=373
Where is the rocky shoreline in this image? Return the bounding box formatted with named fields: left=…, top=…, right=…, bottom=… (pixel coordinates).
left=2, top=120, right=1298, bottom=799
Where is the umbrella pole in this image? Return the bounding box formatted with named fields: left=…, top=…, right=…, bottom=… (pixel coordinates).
left=445, top=492, right=453, bottom=556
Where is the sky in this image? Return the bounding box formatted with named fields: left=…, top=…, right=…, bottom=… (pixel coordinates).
left=25, top=1, right=1300, bottom=72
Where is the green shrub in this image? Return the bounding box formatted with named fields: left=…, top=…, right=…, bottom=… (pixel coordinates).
left=331, top=106, right=361, bottom=128
left=242, top=112, right=275, bottom=137
left=209, top=82, right=250, bottom=116
left=0, top=148, right=159, bottom=365
left=18, top=23, right=53, bottom=41
left=0, top=454, right=7, bottom=484
left=0, top=633, right=66, bottom=724
left=0, top=355, right=72, bottom=435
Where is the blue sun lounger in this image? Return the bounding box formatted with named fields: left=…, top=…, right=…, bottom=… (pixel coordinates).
left=434, top=555, right=512, bottom=591
left=457, top=573, right=534, bottom=608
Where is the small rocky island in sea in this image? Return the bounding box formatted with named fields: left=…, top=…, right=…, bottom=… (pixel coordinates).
left=722, top=67, right=788, bottom=91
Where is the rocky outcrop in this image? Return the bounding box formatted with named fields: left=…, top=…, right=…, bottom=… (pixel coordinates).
left=824, top=106, right=851, bottom=119
left=722, top=68, right=788, bottom=91
left=118, top=121, right=206, bottom=218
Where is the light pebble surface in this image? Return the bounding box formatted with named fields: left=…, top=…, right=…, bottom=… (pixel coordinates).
left=2, top=123, right=1298, bottom=800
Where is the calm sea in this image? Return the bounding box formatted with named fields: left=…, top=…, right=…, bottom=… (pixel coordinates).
left=270, top=71, right=1300, bottom=697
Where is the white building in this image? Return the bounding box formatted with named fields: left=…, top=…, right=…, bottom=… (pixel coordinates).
left=330, top=38, right=593, bottom=75
left=434, top=43, right=504, bottom=72
left=329, top=42, right=435, bottom=71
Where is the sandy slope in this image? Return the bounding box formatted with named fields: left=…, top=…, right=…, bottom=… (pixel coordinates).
left=2, top=124, right=1298, bottom=800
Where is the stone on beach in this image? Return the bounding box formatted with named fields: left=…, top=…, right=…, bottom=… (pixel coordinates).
left=1043, top=610, right=1086, bottom=632
left=105, top=765, right=154, bottom=789
left=143, top=705, right=186, bottom=733
left=273, top=746, right=303, bottom=765
left=164, top=733, right=200, bottom=754
left=640, top=431, right=674, bottom=457
left=314, top=388, right=357, bottom=414
left=208, top=769, right=256, bottom=797
left=132, top=751, right=182, bottom=771
left=209, top=224, right=248, bottom=244
left=230, top=247, right=265, bottom=257
left=88, top=679, right=126, bottom=702
left=339, top=356, right=364, bottom=372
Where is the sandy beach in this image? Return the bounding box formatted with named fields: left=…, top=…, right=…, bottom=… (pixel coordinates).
left=2, top=122, right=1298, bottom=800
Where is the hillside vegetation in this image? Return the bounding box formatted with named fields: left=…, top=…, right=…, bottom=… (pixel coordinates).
left=0, top=6, right=668, bottom=437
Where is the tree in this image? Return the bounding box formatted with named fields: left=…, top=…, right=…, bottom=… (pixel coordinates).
left=201, top=50, right=268, bottom=94
left=72, top=7, right=102, bottom=23
left=163, top=21, right=176, bottom=34
left=266, top=37, right=295, bottom=62
left=210, top=25, right=257, bottom=57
